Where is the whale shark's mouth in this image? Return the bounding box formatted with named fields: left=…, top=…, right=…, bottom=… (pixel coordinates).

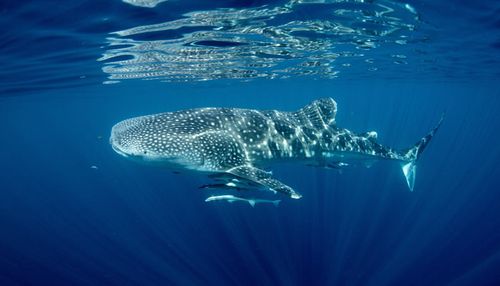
left=110, top=130, right=164, bottom=162
left=110, top=140, right=130, bottom=158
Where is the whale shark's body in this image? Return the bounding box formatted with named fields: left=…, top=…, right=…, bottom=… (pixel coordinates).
left=111, top=98, right=442, bottom=204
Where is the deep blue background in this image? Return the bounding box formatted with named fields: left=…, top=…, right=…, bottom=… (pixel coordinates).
left=1, top=0, right=500, bottom=285
left=2, top=81, right=500, bottom=285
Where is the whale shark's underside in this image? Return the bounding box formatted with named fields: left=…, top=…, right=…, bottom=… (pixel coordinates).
left=110, top=98, right=442, bottom=206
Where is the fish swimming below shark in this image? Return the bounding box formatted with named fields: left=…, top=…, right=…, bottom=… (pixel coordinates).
left=205, top=195, right=280, bottom=207
left=110, top=98, right=443, bottom=205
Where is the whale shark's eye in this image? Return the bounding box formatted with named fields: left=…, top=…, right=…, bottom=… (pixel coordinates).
left=143, top=151, right=148, bottom=154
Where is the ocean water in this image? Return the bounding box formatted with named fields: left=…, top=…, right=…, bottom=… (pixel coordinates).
left=1, top=0, right=500, bottom=285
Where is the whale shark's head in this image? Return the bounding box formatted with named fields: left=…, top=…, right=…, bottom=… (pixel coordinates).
left=110, top=115, right=165, bottom=162
left=110, top=114, right=205, bottom=170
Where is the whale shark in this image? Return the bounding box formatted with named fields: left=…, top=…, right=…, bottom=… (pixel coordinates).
left=110, top=98, right=442, bottom=204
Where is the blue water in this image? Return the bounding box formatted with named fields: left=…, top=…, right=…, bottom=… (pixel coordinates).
left=1, top=1, right=500, bottom=285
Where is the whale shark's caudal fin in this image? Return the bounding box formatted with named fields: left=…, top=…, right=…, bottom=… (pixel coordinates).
left=400, top=114, right=444, bottom=191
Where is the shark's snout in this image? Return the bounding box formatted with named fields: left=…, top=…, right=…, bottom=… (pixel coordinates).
left=110, top=137, right=130, bottom=158
left=110, top=118, right=149, bottom=159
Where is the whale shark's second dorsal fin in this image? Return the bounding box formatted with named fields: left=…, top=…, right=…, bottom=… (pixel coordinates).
left=296, top=98, right=337, bottom=129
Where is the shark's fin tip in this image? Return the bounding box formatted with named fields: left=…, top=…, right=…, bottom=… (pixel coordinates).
left=401, top=162, right=416, bottom=192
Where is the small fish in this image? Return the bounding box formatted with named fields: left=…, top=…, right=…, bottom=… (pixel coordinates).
left=205, top=195, right=281, bottom=207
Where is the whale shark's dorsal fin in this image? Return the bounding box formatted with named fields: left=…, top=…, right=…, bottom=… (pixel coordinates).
left=296, top=98, right=337, bottom=129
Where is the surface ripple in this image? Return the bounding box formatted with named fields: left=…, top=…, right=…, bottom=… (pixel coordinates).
left=99, top=0, right=424, bottom=82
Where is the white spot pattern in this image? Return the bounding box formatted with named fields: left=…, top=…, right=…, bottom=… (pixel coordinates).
left=110, top=98, right=403, bottom=172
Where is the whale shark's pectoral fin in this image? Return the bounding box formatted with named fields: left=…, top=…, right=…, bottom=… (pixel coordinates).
left=225, top=165, right=302, bottom=199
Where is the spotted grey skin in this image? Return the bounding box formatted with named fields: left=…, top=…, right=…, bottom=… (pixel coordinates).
left=111, top=98, right=442, bottom=202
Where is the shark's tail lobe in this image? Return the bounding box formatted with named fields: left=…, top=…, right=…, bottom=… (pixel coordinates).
left=400, top=114, right=444, bottom=191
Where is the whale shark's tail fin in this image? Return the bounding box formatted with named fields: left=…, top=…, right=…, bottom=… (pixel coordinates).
left=400, top=114, right=444, bottom=191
